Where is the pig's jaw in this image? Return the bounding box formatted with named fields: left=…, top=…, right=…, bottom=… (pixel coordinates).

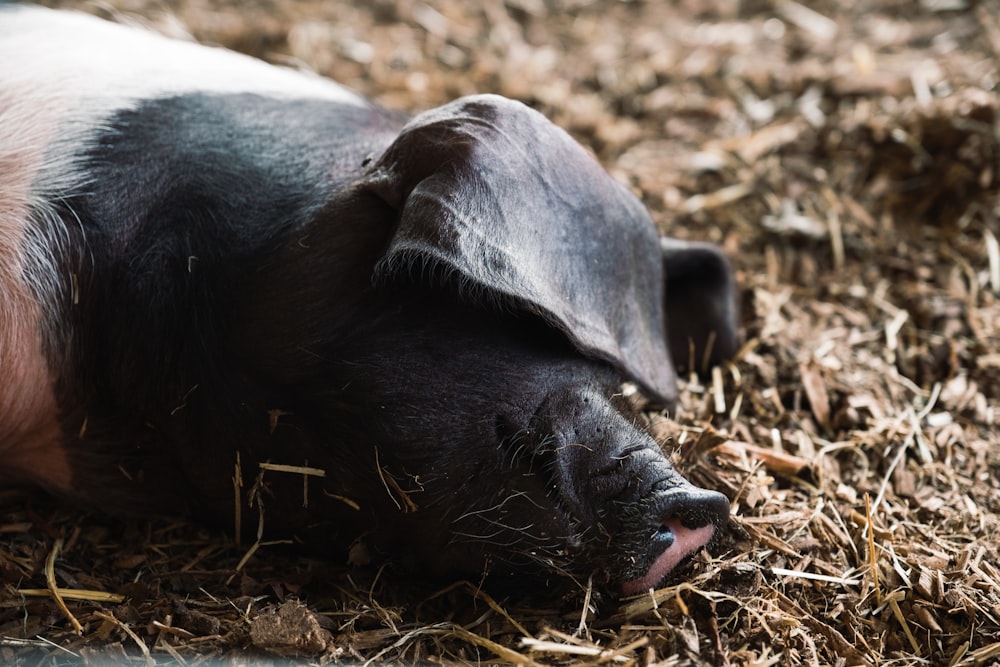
left=620, top=519, right=716, bottom=595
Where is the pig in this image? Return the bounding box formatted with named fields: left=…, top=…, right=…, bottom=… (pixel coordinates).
left=0, top=4, right=737, bottom=595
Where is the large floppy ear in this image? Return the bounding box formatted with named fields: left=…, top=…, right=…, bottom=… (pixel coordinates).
left=361, top=94, right=678, bottom=406
left=660, top=238, right=738, bottom=376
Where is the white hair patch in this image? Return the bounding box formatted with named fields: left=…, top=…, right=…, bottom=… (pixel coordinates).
left=0, top=87, right=71, bottom=491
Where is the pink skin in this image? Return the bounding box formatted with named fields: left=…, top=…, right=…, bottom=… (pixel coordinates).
left=621, top=519, right=716, bottom=595
left=0, top=85, right=72, bottom=493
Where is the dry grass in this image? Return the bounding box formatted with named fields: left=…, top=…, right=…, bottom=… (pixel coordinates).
left=3, top=0, right=999, bottom=664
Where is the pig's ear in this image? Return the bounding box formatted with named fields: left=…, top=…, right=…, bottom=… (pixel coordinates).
left=362, top=94, right=678, bottom=406
left=661, top=238, right=738, bottom=375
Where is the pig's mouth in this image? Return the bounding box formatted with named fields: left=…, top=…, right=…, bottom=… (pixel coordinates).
left=618, top=488, right=729, bottom=595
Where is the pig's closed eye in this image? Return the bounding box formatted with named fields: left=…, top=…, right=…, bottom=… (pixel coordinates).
left=494, top=413, right=523, bottom=444
left=494, top=413, right=542, bottom=470
left=617, top=444, right=647, bottom=459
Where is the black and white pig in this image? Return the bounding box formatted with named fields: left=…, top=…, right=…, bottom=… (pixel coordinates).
left=0, top=4, right=737, bottom=595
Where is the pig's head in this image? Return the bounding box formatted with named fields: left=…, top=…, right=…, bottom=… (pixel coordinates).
left=239, top=95, right=737, bottom=594
left=342, top=96, right=735, bottom=593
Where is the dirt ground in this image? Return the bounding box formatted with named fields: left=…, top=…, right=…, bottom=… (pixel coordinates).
left=3, top=0, right=999, bottom=665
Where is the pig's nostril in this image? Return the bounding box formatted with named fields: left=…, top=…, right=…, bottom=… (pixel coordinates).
left=651, top=522, right=676, bottom=549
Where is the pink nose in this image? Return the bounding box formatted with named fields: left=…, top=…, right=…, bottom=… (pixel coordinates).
left=621, top=518, right=718, bottom=595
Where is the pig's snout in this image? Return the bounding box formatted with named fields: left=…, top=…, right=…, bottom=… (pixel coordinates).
left=534, top=384, right=729, bottom=592
left=620, top=487, right=729, bottom=595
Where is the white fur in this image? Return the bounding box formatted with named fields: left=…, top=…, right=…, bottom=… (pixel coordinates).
left=0, top=5, right=366, bottom=109
left=0, top=63, right=74, bottom=489
left=0, top=5, right=368, bottom=239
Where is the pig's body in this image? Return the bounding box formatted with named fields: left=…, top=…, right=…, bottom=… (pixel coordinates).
left=0, top=5, right=736, bottom=594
